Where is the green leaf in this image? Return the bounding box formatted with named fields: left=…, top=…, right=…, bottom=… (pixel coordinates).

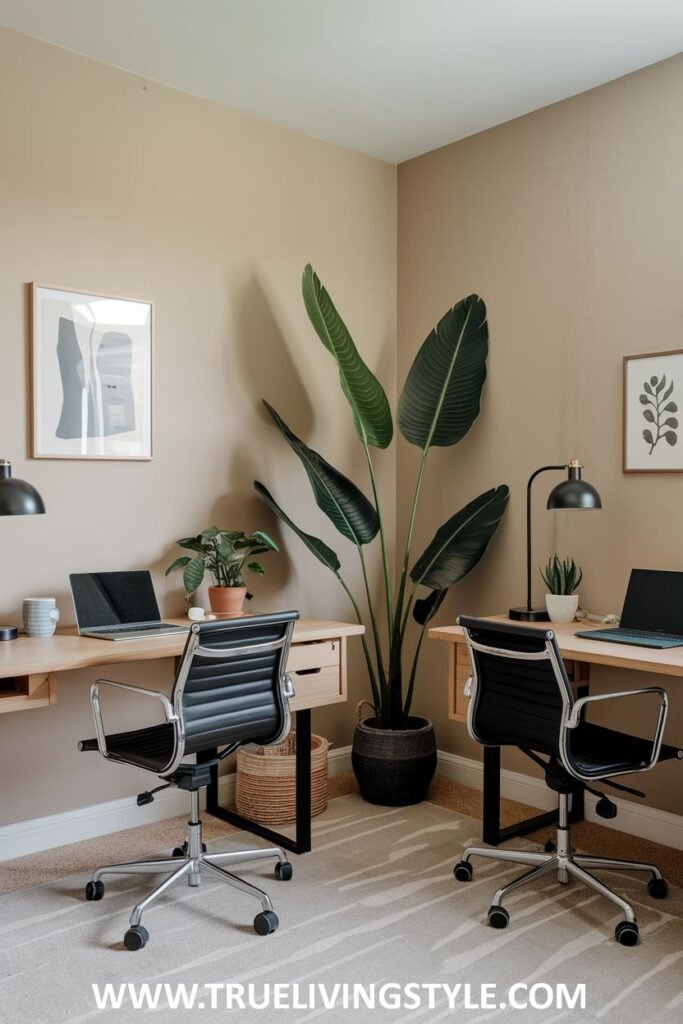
left=398, top=295, right=488, bottom=449
left=410, top=486, right=509, bottom=590
left=302, top=264, right=393, bottom=449
left=412, top=588, right=448, bottom=626
left=164, top=555, right=191, bottom=576
left=183, top=555, right=206, bottom=594
left=263, top=401, right=379, bottom=545
left=251, top=530, right=279, bottom=552
left=177, top=537, right=205, bottom=552
left=247, top=561, right=265, bottom=575
left=200, top=526, right=221, bottom=539
left=254, top=481, right=341, bottom=573
left=217, top=536, right=236, bottom=560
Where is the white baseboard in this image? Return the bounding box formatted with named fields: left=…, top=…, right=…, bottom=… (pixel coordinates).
left=0, top=744, right=355, bottom=863
left=0, top=744, right=677, bottom=862
left=436, top=750, right=683, bottom=851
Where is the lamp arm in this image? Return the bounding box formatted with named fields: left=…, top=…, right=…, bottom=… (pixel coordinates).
left=525, top=465, right=568, bottom=611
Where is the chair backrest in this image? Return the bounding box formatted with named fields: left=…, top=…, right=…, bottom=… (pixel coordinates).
left=172, top=610, right=299, bottom=757
left=458, top=616, right=574, bottom=757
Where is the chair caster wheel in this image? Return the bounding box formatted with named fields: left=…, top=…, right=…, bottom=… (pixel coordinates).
left=254, top=910, right=279, bottom=935
left=488, top=906, right=510, bottom=929
left=615, top=921, right=639, bottom=947
left=173, top=842, right=206, bottom=857
left=544, top=840, right=556, bottom=853
left=453, top=861, right=473, bottom=882
left=85, top=880, right=104, bottom=901
left=648, top=878, right=668, bottom=899
left=124, top=925, right=149, bottom=951
left=275, top=861, right=293, bottom=881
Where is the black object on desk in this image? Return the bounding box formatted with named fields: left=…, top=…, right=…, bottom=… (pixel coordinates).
left=0, top=459, right=45, bottom=640
left=509, top=458, right=601, bottom=622
left=576, top=568, right=683, bottom=649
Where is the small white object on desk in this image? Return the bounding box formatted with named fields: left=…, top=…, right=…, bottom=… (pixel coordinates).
left=187, top=607, right=216, bottom=622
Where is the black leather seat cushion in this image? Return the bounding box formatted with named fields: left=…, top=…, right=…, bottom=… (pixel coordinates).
left=103, top=723, right=176, bottom=772
left=567, top=721, right=682, bottom=779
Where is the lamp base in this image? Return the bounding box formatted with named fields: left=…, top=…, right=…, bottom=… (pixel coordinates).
left=508, top=607, right=550, bottom=623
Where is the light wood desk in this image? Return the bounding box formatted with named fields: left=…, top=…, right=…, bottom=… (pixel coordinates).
left=429, top=616, right=682, bottom=844
left=0, top=617, right=364, bottom=854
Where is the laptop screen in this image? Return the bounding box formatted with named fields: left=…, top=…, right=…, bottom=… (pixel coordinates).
left=70, top=571, right=161, bottom=630
left=620, top=569, right=683, bottom=633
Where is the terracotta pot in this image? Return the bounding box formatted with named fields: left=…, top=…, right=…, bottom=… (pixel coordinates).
left=208, top=586, right=247, bottom=616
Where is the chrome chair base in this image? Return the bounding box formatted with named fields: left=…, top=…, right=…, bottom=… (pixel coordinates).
left=85, top=792, right=291, bottom=949
left=454, top=794, right=667, bottom=946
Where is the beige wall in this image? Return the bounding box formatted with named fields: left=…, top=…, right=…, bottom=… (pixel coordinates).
left=1, top=26, right=681, bottom=832
left=0, top=28, right=397, bottom=825
left=398, top=55, right=683, bottom=817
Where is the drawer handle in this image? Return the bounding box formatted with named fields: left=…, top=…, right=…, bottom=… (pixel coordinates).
left=295, top=667, right=322, bottom=676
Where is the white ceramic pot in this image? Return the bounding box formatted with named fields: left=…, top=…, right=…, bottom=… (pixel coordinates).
left=545, top=593, right=579, bottom=624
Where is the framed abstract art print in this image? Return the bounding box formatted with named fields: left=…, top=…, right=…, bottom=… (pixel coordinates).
left=31, top=285, right=153, bottom=460
left=623, top=349, right=683, bottom=473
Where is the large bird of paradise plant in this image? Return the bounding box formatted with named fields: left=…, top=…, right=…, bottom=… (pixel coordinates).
left=255, top=265, right=509, bottom=730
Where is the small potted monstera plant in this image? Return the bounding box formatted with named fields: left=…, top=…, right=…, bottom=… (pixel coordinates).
left=165, top=527, right=278, bottom=616
left=255, top=265, right=509, bottom=806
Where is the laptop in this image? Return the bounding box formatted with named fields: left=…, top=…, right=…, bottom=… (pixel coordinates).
left=70, top=570, right=189, bottom=641
left=575, top=568, right=683, bottom=648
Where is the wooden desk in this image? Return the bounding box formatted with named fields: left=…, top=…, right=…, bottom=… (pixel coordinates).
left=429, top=616, right=682, bottom=845
left=0, top=617, right=364, bottom=854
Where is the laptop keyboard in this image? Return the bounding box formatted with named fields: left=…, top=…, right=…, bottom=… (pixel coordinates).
left=616, top=628, right=683, bottom=643
left=108, top=623, right=179, bottom=633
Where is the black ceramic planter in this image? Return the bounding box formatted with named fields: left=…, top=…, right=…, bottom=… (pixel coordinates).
left=352, top=710, right=437, bottom=806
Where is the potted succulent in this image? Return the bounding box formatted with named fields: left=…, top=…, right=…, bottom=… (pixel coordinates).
left=165, top=527, right=279, bottom=616
left=542, top=554, right=582, bottom=624
left=255, top=264, right=509, bottom=807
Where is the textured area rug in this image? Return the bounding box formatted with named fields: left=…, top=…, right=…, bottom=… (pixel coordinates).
left=0, top=795, right=681, bottom=1024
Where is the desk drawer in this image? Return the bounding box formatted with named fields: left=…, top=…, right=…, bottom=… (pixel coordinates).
left=287, top=640, right=343, bottom=710
left=0, top=673, right=58, bottom=713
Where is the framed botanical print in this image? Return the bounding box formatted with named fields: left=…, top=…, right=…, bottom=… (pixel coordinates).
left=31, top=284, right=153, bottom=460
left=623, top=349, right=683, bottom=473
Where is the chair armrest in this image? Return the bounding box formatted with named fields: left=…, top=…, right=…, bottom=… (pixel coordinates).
left=90, top=678, right=177, bottom=758
left=565, top=687, right=668, bottom=771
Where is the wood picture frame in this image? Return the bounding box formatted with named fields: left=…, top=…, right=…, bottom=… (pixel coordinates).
left=623, top=349, right=683, bottom=473
left=30, top=284, right=154, bottom=460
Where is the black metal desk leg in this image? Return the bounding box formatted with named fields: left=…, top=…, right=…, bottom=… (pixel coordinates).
left=295, top=709, right=312, bottom=853
left=203, top=709, right=313, bottom=855
left=483, top=746, right=502, bottom=845
left=482, top=745, right=586, bottom=846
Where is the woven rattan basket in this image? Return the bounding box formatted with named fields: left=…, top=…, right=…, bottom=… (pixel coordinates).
left=235, top=729, right=329, bottom=825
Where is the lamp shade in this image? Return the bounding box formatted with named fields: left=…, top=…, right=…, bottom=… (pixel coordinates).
left=547, top=460, right=601, bottom=510
left=0, top=460, right=45, bottom=516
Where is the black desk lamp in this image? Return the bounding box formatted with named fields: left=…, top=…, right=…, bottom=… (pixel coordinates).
left=509, top=459, right=601, bottom=622
left=0, top=459, right=45, bottom=641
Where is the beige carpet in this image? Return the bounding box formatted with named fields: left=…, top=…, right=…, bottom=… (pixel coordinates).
left=1, top=794, right=681, bottom=1024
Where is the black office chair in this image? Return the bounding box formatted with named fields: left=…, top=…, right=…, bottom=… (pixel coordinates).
left=452, top=617, right=682, bottom=946
left=78, top=611, right=299, bottom=950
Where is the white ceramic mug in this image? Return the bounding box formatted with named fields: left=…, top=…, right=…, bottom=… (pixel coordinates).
left=23, top=597, right=60, bottom=638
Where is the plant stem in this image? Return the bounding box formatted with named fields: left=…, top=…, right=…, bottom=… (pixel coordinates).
left=363, top=445, right=394, bottom=641
left=338, top=575, right=381, bottom=712
left=393, top=448, right=429, bottom=643
left=357, top=544, right=388, bottom=705
left=399, top=580, right=418, bottom=639
left=403, top=619, right=429, bottom=717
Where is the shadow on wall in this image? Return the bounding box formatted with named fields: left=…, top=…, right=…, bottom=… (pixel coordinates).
left=231, top=272, right=314, bottom=436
